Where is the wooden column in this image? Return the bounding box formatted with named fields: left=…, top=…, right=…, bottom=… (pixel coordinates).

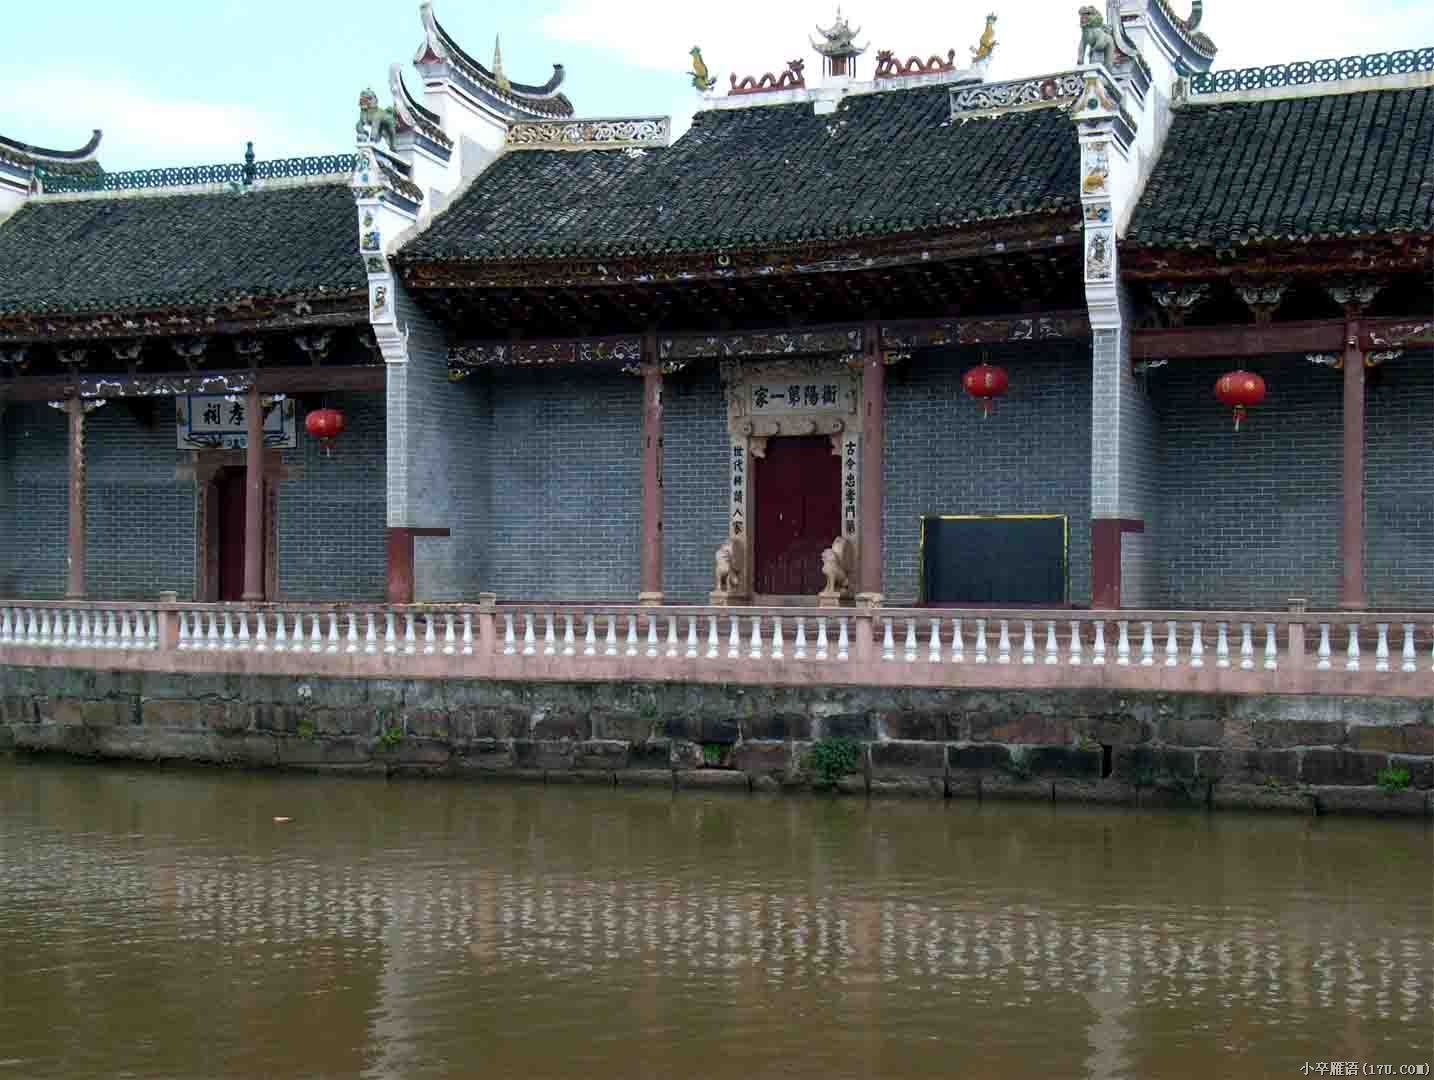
left=241, top=387, right=265, bottom=602
left=64, top=398, right=87, bottom=600
left=639, top=338, right=664, bottom=606
left=1340, top=319, right=1367, bottom=610
left=858, top=325, right=884, bottom=600
left=385, top=527, right=451, bottom=604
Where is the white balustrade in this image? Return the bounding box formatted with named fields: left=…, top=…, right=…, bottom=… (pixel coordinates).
left=882, top=619, right=896, bottom=662
left=1239, top=623, right=1254, bottom=671
left=1317, top=623, right=1331, bottom=670
left=815, top=618, right=829, bottom=661
left=523, top=615, right=537, bottom=657
left=667, top=616, right=681, bottom=659
left=1375, top=623, right=1389, bottom=673
left=686, top=617, right=700, bottom=660
left=626, top=616, right=639, bottom=658
left=463, top=614, right=475, bottom=656
left=952, top=619, right=965, bottom=664
left=997, top=621, right=1011, bottom=666
left=1044, top=621, right=1059, bottom=666
left=1264, top=624, right=1278, bottom=671
left=1115, top=621, right=1130, bottom=667
left=330, top=614, right=343, bottom=655
left=1401, top=624, right=1415, bottom=673
left=837, top=617, right=850, bottom=662
left=928, top=619, right=942, bottom=664
left=749, top=616, right=764, bottom=660
left=1140, top=622, right=1155, bottom=667
left=646, top=616, right=659, bottom=659
left=726, top=616, right=739, bottom=659
left=444, top=614, right=458, bottom=657
left=975, top=619, right=989, bottom=665
left=1092, top=622, right=1107, bottom=666
left=1215, top=623, right=1230, bottom=669
left=706, top=615, right=719, bottom=660
left=1346, top=624, right=1360, bottom=672
left=1068, top=621, right=1082, bottom=666
left=903, top=619, right=917, bottom=663
left=795, top=617, right=809, bottom=661
left=1190, top=622, right=1204, bottom=668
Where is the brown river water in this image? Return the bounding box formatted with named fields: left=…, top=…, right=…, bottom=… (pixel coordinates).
left=0, top=758, right=1429, bottom=1079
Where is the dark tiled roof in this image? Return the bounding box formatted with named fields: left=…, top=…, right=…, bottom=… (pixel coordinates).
left=401, top=85, right=1080, bottom=262
left=1127, top=86, right=1434, bottom=248
left=0, top=183, right=367, bottom=317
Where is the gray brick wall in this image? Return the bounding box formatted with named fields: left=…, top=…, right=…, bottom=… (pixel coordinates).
left=0, top=402, right=68, bottom=598
left=386, top=283, right=487, bottom=601
left=1365, top=348, right=1434, bottom=608
left=278, top=389, right=386, bottom=601
left=1150, top=356, right=1342, bottom=608
left=0, top=401, right=195, bottom=600
left=662, top=364, right=728, bottom=601
left=86, top=401, right=196, bottom=599
left=483, top=366, right=642, bottom=600
left=883, top=342, right=1093, bottom=605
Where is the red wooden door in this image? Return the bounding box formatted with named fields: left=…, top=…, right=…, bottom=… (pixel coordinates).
left=217, top=469, right=248, bottom=603
left=753, top=436, right=841, bottom=596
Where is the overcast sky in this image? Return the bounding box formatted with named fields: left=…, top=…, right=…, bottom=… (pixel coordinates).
left=4, top=1, right=1431, bottom=171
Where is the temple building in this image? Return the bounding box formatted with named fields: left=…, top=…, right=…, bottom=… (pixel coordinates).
left=0, top=0, right=1430, bottom=616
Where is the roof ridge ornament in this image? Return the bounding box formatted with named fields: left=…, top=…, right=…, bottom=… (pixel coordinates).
left=493, top=35, right=510, bottom=93
left=730, top=60, right=806, bottom=96
left=812, top=6, right=867, bottom=78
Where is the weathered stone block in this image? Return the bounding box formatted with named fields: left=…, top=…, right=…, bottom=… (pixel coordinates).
left=868, top=777, right=943, bottom=798
left=1158, top=713, right=1225, bottom=747
left=589, top=709, right=654, bottom=743
left=675, top=770, right=750, bottom=791
left=1301, top=749, right=1388, bottom=787
left=870, top=741, right=945, bottom=779
left=732, top=741, right=791, bottom=777
left=277, top=737, right=371, bottom=768
left=213, top=733, right=279, bottom=768
left=1052, top=779, right=1133, bottom=806
left=1403, top=725, right=1434, bottom=756
left=741, top=712, right=812, bottom=741
left=1311, top=787, right=1428, bottom=817
left=969, top=713, right=1074, bottom=746
left=41, top=698, right=85, bottom=727
left=404, top=709, right=452, bottom=740
left=454, top=740, right=515, bottom=772
left=533, top=706, right=591, bottom=741
left=874, top=710, right=948, bottom=743
left=948, top=744, right=1011, bottom=773
left=981, top=776, right=1052, bottom=802
left=466, top=706, right=524, bottom=740
left=817, top=713, right=872, bottom=741
left=82, top=700, right=129, bottom=728
left=1211, top=783, right=1314, bottom=815
left=628, top=739, right=673, bottom=770
left=1074, top=713, right=1150, bottom=746
left=577, top=740, right=629, bottom=771
left=1199, top=749, right=1299, bottom=785
left=513, top=739, right=574, bottom=771
left=0, top=698, right=36, bottom=725
left=199, top=701, right=250, bottom=735
left=1024, top=746, right=1101, bottom=778
left=141, top=699, right=199, bottom=729
left=12, top=724, right=96, bottom=756
left=1255, top=720, right=1346, bottom=749
left=1115, top=746, right=1197, bottom=782
left=617, top=770, right=676, bottom=788
left=1346, top=724, right=1431, bottom=755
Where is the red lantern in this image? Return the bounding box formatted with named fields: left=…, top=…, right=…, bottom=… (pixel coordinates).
left=305, top=407, right=345, bottom=455
left=962, top=364, right=1009, bottom=418
left=1214, top=371, right=1266, bottom=432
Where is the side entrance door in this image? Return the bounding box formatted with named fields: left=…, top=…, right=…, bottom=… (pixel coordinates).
left=217, top=467, right=250, bottom=603
left=753, top=436, right=841, bottom=596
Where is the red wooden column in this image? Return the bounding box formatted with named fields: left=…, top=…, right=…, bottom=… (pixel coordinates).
left=1339, top=319, right=1367, bottom=610
left=64, top=398, right=87, bottom=600
left=858, top=324, right=884, bottom=600
left=639, top=335, right=664, bottom=606
left=241, top=386, right=266, bottom=602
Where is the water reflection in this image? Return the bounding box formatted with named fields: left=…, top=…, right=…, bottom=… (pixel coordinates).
left=0, top=760, right=1429, bottom=1078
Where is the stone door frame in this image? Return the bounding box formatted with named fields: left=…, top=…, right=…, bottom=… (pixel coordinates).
left=191, top=450, right=284, bottom=602
left=721, top=358, right=862, bottom=601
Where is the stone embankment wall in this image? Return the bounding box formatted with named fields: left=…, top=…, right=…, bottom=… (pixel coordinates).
left=2, top=666, right=1431, bottom=817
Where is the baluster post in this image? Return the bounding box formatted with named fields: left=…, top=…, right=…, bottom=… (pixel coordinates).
left=951, top=618, right=964, bottom=664
left=1345, top=624, right=1360, bottom=672
left=1115, top=621, right=1130, bottom=666
left=997, top=620, right=1012, bottom=665
left=563, top=616, right=576, bottom=657
left=815, top=617, right=829, bottom=661
left=1140, top=622, right=1154, bottom=667
left=1190, top=622, right=1204, bottom=669
left=1092, top=621, right=1106, bottom=666
left=329, top=613, right=342, bottom=655
left=1375, top=623, right=1390, bottom=673
left=881, top=618, right=896, bottom=662
left=1264, top=624, right=1278, bottom=671
left=1068, top=620, right=1083, bottom=666
left=1317, top=623, right=1331, bottom=671
left=1401, top=623, right=1415, bottom=674
left=1215, top=622, right=1230, bottom=669
left=666, top=615, right=679, bottom=659
left=794, top=617, right=808, bottom=661
left=545, top=614, right=558, bottom=657
left=1165, top=621, right=1178, bottom=668
left=443, top=613, right=456, bottom=656
left=975, top=619, right=989, bottom=664
left=928, top=619, right=942, bottom=663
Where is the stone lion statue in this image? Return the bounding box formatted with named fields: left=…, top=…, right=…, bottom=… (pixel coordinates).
left=714, top=540, right=741, bottom=594
left=1077, top=6, right=1117, bottom=68
left=820, top=536, right=851, bottom=597
left=356, top=89, right=398, bottom=149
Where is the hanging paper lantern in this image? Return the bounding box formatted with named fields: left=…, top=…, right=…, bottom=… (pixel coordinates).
left=962, top=364, right=1009, bottom=418
left=305, top=408, right=346, bottom=455
left=1214, top=371, right=1266, bottom=432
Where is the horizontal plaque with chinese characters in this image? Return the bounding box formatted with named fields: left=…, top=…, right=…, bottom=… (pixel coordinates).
left=175, top=395, right=296, bottom=451
left=749, top=380, right=854, bottom=415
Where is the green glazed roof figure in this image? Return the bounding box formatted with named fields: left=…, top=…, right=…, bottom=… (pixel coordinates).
left=689, top=47, right=716, bottom=91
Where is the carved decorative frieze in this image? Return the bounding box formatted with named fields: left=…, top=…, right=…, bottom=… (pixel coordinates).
left=1367, top=320, right=1433, bottom=349
left=80, top=373, right=256, bottom=399
left=294, top=332, right=333, bottom=363
left=448, top=337, right=643, bottom=376
left=1327, top=283, right=1381, bottom=312
left=881, top=313, right=1088, bottom=351
left=661, top=328, right=861, bottom=363
left=951, top=72, right=1085, bottom=116
left=1190, top=49, right=1434, bottom=96
left=507, top=117, right=671, bottom=150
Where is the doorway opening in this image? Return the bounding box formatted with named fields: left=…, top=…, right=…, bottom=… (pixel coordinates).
left=752, top=435, right=841, bottom=597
